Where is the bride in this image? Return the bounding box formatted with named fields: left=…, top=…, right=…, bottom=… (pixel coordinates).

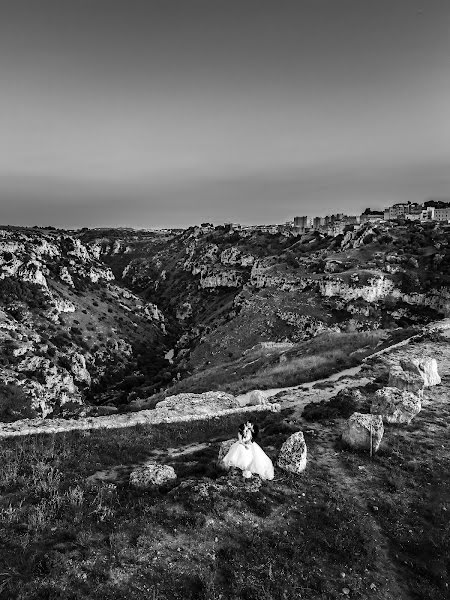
left=222, top=421, right=274, bottom=480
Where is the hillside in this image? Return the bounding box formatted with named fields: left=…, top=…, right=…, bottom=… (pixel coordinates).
left=0, top=331, right=448, bottom=599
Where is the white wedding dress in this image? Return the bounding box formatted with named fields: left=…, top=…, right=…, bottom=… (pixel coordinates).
left=223, top=440, right=274, bottom=481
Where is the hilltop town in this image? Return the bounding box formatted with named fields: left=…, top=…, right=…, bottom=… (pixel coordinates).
left=218, top=199, right=450, bottom=237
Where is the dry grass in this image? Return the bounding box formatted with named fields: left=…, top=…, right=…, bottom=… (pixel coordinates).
left=0, top=383, right=447, bottom=599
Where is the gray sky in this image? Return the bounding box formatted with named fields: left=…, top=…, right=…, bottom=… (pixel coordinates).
left=0, top=0, right=449, bottom=228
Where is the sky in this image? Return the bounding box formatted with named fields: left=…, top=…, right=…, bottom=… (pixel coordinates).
left=0, top=0, right=449, bottom=228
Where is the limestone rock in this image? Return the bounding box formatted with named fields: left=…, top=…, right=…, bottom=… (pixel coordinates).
left=247, top=390, right=268, bottom=406
left=69, top=353, right=91, bottom=386
left=341, top=413, right=384, bottom=453
left=217, top=439, right=236, bottom=468
left=277, top=431, right=307, bottom=474
left=155, top=391, right=239, bottom=416
left=388, top=364, right=424, bottom=394
left=400, top=358, right=441, bottom=387
left=371, top=387, right=421, bottom=424
left=129, top=462, right=176, bottom=489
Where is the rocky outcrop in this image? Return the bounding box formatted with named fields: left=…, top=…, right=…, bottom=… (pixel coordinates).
left=341, top=413, right=384, bottom=453
left=129, top=462, right=176, bottom=489
left=199, top=270, right=243, bottom=289
left=371, top=387, right=422, bottom=424
left=155, top=391, right=240, bottom=416
left=277, top=431, right=307, bottom=474
left=68, top=352, right=91, bottom=386
left=400, top=358, right=441, bottom=387
left=319, top=274, right=398, bottom=303
left=1, top=356, right=83, bottom=418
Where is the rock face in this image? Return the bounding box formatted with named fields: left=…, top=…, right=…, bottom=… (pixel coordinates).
left=401, top=358, right=441, bottom=387
left=371, top=387, right=422, bottom=424
left=155, top=391, right=240, bottom=416
left=129, top=462, right=176, bottom=489
left=388, top=364, right=424, bottom=394
left=277, top=431, right=307, bottom=474
left=341, top=413, right=384, bottom=453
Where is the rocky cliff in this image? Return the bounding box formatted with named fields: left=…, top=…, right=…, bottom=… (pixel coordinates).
left=0, top=227, right=168, bottom=420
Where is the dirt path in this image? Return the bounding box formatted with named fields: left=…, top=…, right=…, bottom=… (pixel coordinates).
left=309, top=429, right=414, bottom=600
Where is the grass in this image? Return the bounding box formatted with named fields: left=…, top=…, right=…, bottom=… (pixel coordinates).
left=156, top=330, right=387, bottom=398
left=0, top=387, right=448, bottom=599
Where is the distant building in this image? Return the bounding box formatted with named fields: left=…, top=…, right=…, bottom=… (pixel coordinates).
left=434, top=208, right=450, bottom=222
left=293, top=216, right=313, bottom=233
left=384, top=202, right=423, bottom=221
left=360, top=211, right=384, bottom=223
left=293, top=215, right=313, bottom=229
left=420, top=207, right=435, bottom=221
left=223, top=222, right=241, bottom=231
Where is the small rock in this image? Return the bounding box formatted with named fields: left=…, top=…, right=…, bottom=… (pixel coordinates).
left=129, top=462, right=176, bottom=489
left=217, top=439, right=236, bottom=468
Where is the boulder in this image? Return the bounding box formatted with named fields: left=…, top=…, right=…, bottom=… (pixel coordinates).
left=388, top=364, right=424, bottom=394
left=129, top=462, right=176, bottom=489
left=371, top=387, right=421, bottom=424
left=217, top=439, right=236, bottom=468
left=400, top=358, right=441, bottom=387
left=341, top=413, right=384, bottom=453
left=247, top=390, right=268, bottom=406
left=277, top=431, right=307, bottom=474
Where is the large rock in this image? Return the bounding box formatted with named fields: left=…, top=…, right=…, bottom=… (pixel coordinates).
left=371, top=387, right=421, bottom=424
left=217, top=439, right=236, bottom=468
left=341, top=413, right=384, bottom=453
left=388, top=364, right=424, bottom=394
left=247, top=390, right=268, bottom=406
left=129, top=462, right=176, bottom=489
left=155, top=391, right=239, bottom=416
left=400, top=358, right=441, bottom=387
left=277, top=431, right=307, bottom=474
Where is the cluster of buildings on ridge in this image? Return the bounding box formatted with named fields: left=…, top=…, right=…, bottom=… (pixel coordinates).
left=217, top=200, right=450, bottom=237
left=291, top=200, right=450, bottom=235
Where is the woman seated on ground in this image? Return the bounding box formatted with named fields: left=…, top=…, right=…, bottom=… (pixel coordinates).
left=223, top=421, right=274, bottom=480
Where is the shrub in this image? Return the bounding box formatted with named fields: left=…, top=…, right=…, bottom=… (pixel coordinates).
left=0, top=383, right=36, bottom=422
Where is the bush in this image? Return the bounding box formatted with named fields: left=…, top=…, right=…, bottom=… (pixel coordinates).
left=0, top=383, right=36, bottom=422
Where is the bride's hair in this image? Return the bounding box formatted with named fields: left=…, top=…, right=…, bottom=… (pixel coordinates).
left=239, top=421, right=259, bottom=442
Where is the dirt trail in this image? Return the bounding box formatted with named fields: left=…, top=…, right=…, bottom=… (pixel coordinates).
left=309, top=430, right=414, bottom=600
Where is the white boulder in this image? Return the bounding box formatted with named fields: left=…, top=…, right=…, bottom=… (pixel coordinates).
left=388, top=364, right=424, bottom=394
left=400, top=358, right=441, bottom=387
left=371, top=387, right=422, bottom=424
left=277, top=431, right=307, bottom=474
left=341, top=413, right=384, bottom=453
left=247, top=390, right=268, bottom=406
